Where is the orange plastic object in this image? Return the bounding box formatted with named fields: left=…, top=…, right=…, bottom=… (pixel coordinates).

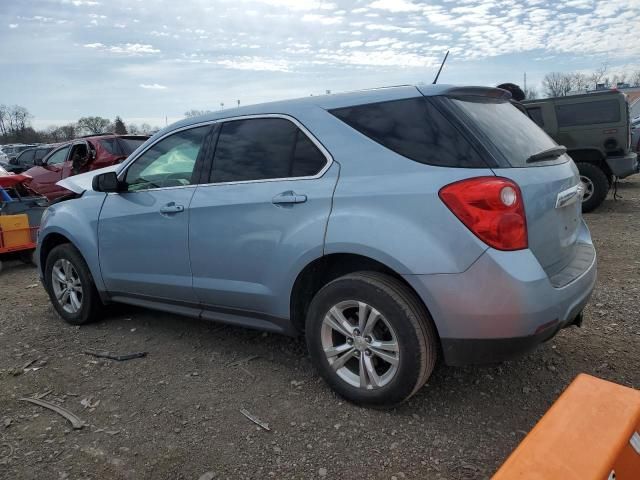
left=0, top=215, right=37, bottom=253
left=493, top=374, right=640, bottom=480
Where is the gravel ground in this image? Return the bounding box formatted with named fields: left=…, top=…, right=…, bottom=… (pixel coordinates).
left=1, top=178, right=639, bottom=480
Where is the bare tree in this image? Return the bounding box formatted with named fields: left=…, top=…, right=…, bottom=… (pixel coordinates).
left=59, top=124, right=78, bottom=140
left=611, top=73, right=627, bottom=86
left=571, top=72, right=590, bottom=92
left=77, top=116, right=112, bottom=135
left=589, top=63, right=608, bottom=88
left=631, top=70, right=640, bottom=87
left=542, top=72, right=573, bottom=97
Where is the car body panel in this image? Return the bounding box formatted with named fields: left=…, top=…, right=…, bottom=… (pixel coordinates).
left=98, top=186, right=199, bottom=303
left=189, top=162, right=340, bottom=320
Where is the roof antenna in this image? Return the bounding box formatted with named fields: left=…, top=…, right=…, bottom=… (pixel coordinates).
left=432, top=50, right=450, bottom=84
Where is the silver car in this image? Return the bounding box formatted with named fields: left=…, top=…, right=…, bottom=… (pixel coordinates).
left=37, top=85, right=596, bottom=407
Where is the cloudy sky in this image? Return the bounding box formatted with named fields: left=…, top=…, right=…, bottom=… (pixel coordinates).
left=1, top=0, right=639, bottom=129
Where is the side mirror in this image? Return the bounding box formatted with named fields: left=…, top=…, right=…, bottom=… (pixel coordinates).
left=92, top=172, right=121, bottom=193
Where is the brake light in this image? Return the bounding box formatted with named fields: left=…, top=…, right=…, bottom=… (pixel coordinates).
left=439, top=177, right=528, bottom=251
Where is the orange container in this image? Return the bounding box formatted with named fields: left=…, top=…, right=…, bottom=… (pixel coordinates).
left=0, top=214, right=31, bottom=249
left=494, top=374, right=640, bottom=480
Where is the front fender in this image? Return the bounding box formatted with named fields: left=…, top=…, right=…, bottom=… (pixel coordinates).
left=37, top=193, right=107, bottom=294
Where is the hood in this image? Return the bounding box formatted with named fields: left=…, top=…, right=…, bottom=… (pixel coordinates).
left=56, top=164, right=119, bottom=194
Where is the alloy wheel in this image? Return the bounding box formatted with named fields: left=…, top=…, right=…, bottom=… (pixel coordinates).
left=320, top=300, right=399, bottom=390
left=51, top=258, right=83, bottom=314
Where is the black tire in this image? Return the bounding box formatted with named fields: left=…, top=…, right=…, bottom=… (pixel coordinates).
left=576, top=162, right=609, bottom=213
left=306, top=271, right=438, bottom=407
left=44, top=243, right=103, bottom=325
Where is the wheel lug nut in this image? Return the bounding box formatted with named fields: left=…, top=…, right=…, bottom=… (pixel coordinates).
left=365, top=349, right=372, bottom=357
left=354, top=351, right=361, bottom=357
left=353, top=329, right=360, bottom=336
left=364, top=336, right=372, bottom=343
left=346, top=338, right=353, bottom=345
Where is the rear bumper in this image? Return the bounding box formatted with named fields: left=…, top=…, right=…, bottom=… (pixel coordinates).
left=605, top=152, right=638, bottom=178
left=403, top=239, right=597, bottom=366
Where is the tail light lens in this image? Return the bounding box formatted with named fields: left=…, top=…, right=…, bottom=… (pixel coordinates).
left=439, top=177, right=528, bottom=251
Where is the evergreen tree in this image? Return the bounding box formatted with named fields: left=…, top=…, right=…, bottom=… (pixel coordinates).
left=114, top=116, right=127, bottom=134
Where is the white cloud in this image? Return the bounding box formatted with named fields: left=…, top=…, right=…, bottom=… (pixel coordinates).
left=250, top=0, right=336, bottom=11
left=217, top=57, right=290, bottom=72
left=139, top=83, right=167, bottom=90
left=8, top=24, right=18, bottom=29
left=368, top=0, right=421, bottom=13
left=302, top=14, right=342, bottom=25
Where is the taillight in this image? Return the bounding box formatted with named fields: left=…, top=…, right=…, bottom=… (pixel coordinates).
left=439, top=177, right=528, bottom=251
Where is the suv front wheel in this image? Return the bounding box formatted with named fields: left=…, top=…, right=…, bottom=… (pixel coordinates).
left=44, top=244, right=103, bottom=325
left=306, top=272, right=438, bottom=407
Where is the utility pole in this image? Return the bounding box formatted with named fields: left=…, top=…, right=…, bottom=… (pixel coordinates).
left=237, top=100, right=240, bottom=108
left=524, top=72, right=527, bottom=91
left=220, top=102, right=224, bottom=111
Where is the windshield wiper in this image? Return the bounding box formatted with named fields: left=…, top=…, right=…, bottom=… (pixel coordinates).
left=526, top=146, right=567, bottom=164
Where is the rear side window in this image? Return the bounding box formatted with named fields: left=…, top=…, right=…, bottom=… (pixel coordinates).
left=19, top=150, right=35, bottom=164
left=47, top=146, right=70, bottom=165
left=119, top=138, right=147, bottom=155
left=211, top=118, right=327, bottom=183
left=99, top=138, right=122, bottom=155
left=527, top=107, right=544, bottom=127
left=34, top=148, right=50, bottom=161
left=555, top=100, right=620, bottom=127
left=330, top=97, right=485, bottom=168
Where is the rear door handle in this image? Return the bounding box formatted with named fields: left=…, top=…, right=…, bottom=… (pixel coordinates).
left=272, top=191, right=307, bottom=205
left=159, top=202, right=185, bottom=214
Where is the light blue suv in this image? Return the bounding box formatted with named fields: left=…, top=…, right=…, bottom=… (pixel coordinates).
left=37, top=85, right=597, bottom=407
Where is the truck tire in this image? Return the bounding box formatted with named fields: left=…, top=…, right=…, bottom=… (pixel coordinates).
left=576, top=162, right=609, bottom=213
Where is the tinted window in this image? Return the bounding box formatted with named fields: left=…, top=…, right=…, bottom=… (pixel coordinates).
left=527, top=107, right=544, bottom=127
left=330, top=97, right=485, bottom=168
left=450, top=97, right=558, bottom=167
left=99, top=138, right=121, bottom=155
left=18, top=150, right=35, bottom=165
left=292, top=131, right=327, bottom=177
left=46, top=146, right=70, bottom=165
left=211, top=118, right=326, bottom=183
left=125, top=126, right=209, bottom=191
left=34, top=148, right=51, bottom=161
left=119, top=138, right=147, bottom=155
left=556, top=100, right=620, bottom=127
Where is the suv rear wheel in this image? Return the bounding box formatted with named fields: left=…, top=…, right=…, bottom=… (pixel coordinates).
left=44, top=244, right=103, bottom=325
left=576, top=162, right=609, bottom=213
left=306, top=272, right=438, bottom=407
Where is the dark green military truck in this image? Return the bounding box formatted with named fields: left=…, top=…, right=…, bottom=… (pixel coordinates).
left=523, top=90, right=638, bottom=212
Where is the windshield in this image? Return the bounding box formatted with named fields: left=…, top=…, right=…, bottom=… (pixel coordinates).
left=448, top=97, right=560, bottom=167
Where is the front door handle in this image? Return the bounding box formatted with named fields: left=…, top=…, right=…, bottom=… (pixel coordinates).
left=272, top=191, right=307, bottom=205
left=159, top=202, right=185, bottom=214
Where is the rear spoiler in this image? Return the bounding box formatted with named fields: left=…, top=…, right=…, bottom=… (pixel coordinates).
left=438, top=86, right=512, bottom=100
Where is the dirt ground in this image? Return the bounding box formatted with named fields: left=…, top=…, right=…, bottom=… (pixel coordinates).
left=1, top=178, right=639, bottom=480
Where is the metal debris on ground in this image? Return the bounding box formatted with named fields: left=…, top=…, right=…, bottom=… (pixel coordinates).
left=80, top=397, right=100, bottom=409
left=226, top=355, right=259, bottom=368
left=239, top=409, right=271, bottom=431
left=0, top=442, right=14, bottom=465
left=19, top=397, right=85, bottom=430
left=83, top=350, right=148, bottom=361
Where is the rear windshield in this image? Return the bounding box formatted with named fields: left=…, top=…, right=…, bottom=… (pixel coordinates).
left=119, top=138, right=146, bottom=154
left=330, top=97, right=487, bottom=168
left=449, top=97, right=558, bottom=167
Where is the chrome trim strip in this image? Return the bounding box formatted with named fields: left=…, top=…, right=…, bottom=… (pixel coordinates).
left=555, top=183, right=583, bottom=209
left=116, top=113, right=334, bottom=190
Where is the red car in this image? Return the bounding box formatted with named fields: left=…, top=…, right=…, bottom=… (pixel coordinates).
left=24, top=134, right=149, bottom=201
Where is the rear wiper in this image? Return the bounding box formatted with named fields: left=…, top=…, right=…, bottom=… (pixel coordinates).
left=526, top=146, right=567, bottom=163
